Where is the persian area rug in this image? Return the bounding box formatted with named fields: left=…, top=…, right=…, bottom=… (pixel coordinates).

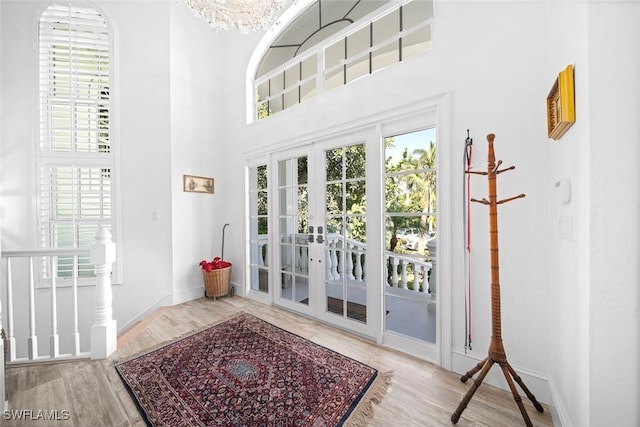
left=115, top=312, right=390, bottom=426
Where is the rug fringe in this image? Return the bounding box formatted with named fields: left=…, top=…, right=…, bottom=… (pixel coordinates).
left=345, top=370, right=393, bottom=427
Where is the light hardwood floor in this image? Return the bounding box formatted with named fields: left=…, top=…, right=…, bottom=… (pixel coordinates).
left=5, top=297, right=554, bottom=426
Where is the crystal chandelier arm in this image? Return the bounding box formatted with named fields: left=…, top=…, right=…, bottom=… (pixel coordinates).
left=181, top=0, right=290, bottom=33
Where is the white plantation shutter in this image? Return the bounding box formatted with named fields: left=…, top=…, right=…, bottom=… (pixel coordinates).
left=38, top=3, right=113, bottom=282
left=39, top=3, right=110, bottom=153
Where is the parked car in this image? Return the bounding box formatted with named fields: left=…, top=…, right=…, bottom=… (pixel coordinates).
left=396, top=228, right=436, bottom=250
left=396, top=228, right=422, bottom=250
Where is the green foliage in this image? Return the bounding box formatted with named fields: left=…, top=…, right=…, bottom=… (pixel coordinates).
left=252, top=135, right=436, bottom=250
left=257, top=98, right=270, bottom=120
left=385, top=137, right=437, bottom=251
left=324, top=144, right=367, bottom=243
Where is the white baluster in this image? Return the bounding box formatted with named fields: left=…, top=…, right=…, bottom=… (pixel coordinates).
left=295, top=245, right=301, bottom=272
left=300, top=245, right=308, bottom=273
left=263, top=243, right=269, bottom=267
left=6, top=259, right=16, bottom=361
left=413, top=261, right=420, bottom=291
left=428, top=238, right=437, bottom=295
left=354, top=250, right=363, bottom=281
left=71, top=255, right=80, bottom=356
left=330, top=241, right=338, bottom=280
left=256, top=243, right=264, bottom=266
left=0, top=260, right=4, bottom=410
left=385, top=255, right=390, bottom=285
left=426, top=262, right=434, bottom=295
left=420, top=263, right=428, bottom=293
left=391, top=256, right=399, bottom=287
left=50, top=256, right=60, bottom=358
left=28, top=257, right=37, bottom=360
left=337, top=247, right=345, bottom=281
left=0, top=265, right=4, bottom=409
left=415, top=262, right=423, bottom=292
left=400, top=260, right=408, bottom=289
left=347, top=244, right=355, bottom=280
left=325, top=246, right=332, bottom=279
left=90, top=228, right=117, bottom=359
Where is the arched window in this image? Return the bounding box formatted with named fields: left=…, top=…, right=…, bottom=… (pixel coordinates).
left=251, top=0, right=433, bottom=121
left=37, top=3, right=118, bottom=283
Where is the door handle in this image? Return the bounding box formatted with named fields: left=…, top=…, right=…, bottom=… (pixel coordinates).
left=308, top=226, right=314, bottom=242
left=316, top=226, right=324, bottom=243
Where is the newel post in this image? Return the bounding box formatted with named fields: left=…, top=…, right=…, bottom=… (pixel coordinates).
left=90, top=228, right=117, bottom=359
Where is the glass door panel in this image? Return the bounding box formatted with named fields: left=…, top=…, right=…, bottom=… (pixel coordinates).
left=249, top=164, right=269, bottom=295
left=276, top=155, right=310, bottom=308
left=384, top=128, right=437, bottom=345
left=322, top=143, right=367, bottom=325
left=270, top=133, right=375, bottom=337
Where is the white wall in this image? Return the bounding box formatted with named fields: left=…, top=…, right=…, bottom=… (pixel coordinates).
left=545, top=1, right=591, bottom=425
left=168, top=2, right=225, bottom=304
left=99, top=0, right=175, bottom=328
left=546, top=1, right=640, bottom=426
left=586, top=3, right=640, bottom=426
left=215, top=0, right=553, bottom=396
left=1, top=0, right=40, bottom=250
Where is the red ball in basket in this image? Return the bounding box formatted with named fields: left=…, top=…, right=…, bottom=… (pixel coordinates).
left=199, top=257, right=232, bottom=272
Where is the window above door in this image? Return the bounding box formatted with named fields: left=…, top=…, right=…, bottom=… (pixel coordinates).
left=253, top=0, right=434, bottom=121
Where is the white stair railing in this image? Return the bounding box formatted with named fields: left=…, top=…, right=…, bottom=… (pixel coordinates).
left=0, top=229, right=117, bottom=365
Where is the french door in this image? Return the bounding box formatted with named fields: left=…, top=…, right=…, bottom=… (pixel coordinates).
left=248, top=104, right=446, bottom=365
left=270, top=131, right=379, bottom=337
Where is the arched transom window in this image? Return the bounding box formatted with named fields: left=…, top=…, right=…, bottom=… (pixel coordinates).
left=254, top=0, right=433, bottom=120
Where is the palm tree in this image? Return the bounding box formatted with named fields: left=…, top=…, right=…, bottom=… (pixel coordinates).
left=400, top=141, right=437, bottom=248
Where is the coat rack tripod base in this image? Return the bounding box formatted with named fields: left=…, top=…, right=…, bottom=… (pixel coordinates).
left=451, top=134, right=544, bottom=426
left=450, top=337, right=544, bottom=426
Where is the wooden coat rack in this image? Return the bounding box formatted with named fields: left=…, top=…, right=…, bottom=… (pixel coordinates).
left=451, top=134, right=544, bottom=426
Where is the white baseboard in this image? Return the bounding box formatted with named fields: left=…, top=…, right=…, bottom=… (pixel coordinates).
left=451, top=349, right=551, bottom=405
left=230, top=282, right=243, bottom=298
left=118, top=282, right=238, bottom=336
left=172, top=285, right=206, bottom=305
left=548, top=379, right=572, bottom=427
left=117, top=294, right=172, bottom=335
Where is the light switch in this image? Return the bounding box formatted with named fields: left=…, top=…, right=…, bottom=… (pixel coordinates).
left=559, top=216, right=572, bottom=239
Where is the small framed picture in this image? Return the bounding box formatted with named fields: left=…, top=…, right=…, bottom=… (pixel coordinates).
left=547, top=64, right=576, bottom=140
left=183, top=175, right=215, bottom=194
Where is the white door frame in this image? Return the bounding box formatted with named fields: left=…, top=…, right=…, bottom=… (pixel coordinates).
left=268, top=128, right=380, bottom=340
left=243, top=95, right=451, bottom=369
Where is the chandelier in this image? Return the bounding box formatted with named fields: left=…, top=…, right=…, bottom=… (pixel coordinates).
left=181, top=0, right=290, bottom=33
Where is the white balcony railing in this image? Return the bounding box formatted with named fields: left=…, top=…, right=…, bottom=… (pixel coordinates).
left=256, top=233, right=433, bottom=295
left=386, top=253, right=434, bottom=295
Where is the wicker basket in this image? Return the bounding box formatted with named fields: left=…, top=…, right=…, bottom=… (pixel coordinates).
left=202, top=266, right=232, bottom=299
